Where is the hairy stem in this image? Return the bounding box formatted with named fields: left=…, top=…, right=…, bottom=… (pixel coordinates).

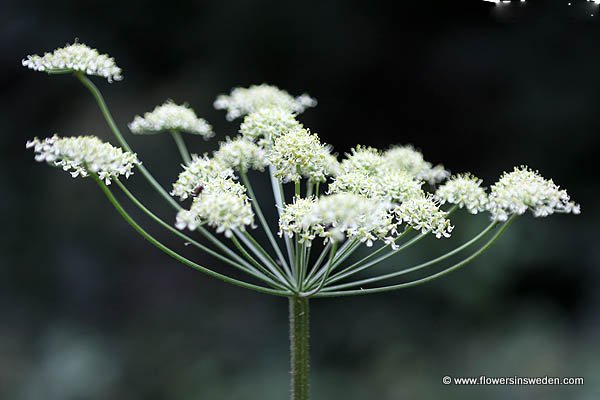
left=289, top=296, right=310, bottom=400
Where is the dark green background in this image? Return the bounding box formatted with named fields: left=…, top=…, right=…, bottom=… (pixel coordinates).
left=1, top=0, right=598, bottom=399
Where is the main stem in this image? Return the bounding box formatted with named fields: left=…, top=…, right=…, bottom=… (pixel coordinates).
left=289, top=296, right=310, bottom=400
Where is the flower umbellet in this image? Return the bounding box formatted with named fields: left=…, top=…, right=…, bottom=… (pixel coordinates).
left=24, top=42, right=581, bottom=400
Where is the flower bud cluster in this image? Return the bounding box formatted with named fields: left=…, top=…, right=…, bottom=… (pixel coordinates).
left=128, top=100, right=213, bottom=137
left=22, top=42, right=123, bottom=82
left=27, top=135, right=139, bottom=184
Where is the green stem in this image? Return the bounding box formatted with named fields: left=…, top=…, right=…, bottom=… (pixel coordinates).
left=170, top=130, right=192, bottom=165
left=239, top=171, right=291, bottom=276
left=92, top=174, right=287, bottom=296
left=324, top=221, right=498, bottom=291
left=289, top=296, right=310, bottom=400
left=314, top=217, right=515, bottom=298
left=74, top=73, right=180, bottom=210
left=325, top=230, right=425, bottom=286
left=304, top=243, right=337, bottom=296
left=114, top=180, right=279, bottom=287
left=270, top=166, right=295, bottom=267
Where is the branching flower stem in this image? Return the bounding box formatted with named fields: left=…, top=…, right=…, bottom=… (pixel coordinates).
left=92, top=174, right=289, bottom=296
left=114, top=180, right=278, bottom=285
left=303, top=243, right=337, bottom=297
left=314, top=216, right=515, bottom=298
left=239, top=171, right=292, bottom=277
left=75, top=73, right=247, bottom=273
left=230, top=234, right=293, bottom=291
left=323, top=220, right=498, bottom=291
left=269, top=165, right=295, bottom=268
left=237, top=230, right=295, bottom=289
left=323, top=206, right=459, bottom=286
left=74, top=72, right=180, bottom=210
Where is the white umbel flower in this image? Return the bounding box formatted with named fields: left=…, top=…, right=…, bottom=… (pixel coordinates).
left=395, top=195, right=453, bottom=238
left=436, top=173, right=488, bottom=214
left=329, top=170, right=423, bottom=203
left=269, top=128, right=334, bottom=183
left=279, top=193, right=398, bottom=247
left=213, top=136, right=267, bottom=172
left=340, top=146, right=387, bottom=175
left=22, top=42, right=123, bottom=83
left=128, top=100, right=213, bottom=138
left=278, top=197, right=319, bottom=244
left=383, top=145, right=449, bottom=185
left=214, top=84, right=317, bottom=121
left=239, top=107, right=303, bottom=145
left=487, top=166, right=581, bottom=221
left=27, top=135, right=140, bottom=184
left=171, top=155, right=234, bottom=200
left=176, top=178, right=254, bottom=237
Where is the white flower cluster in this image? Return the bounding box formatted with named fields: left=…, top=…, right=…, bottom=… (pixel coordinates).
left=383, top=145, right=449, bottom=184
left=328, top=145, right=452, bottom=239
left=214, top=84, right=317, bottom=121
left=27, top=135, right=140, bottom=184
left=436, top=173, right=488, bottom=214
left=171, top=155, right=233, bottom=200
left=279, top=194, right=397, bottom=247
left=22, top=42, right=123, bottom=83
left=269, top=128, right=335, bottom=183
left=340, top=146, right=387, bottom=175
left=176, top=178, right=254, bottom=237
left=329, top=170, right=424, bottom=203
left=128, top=100, right=213, bottom=137
left=213, top=136, right=267, bottom=173
left=395, top=195, right=453, bottom=238
left=239, top=107, right=303, bottom=145
left=487, top=166, right=580, bottom=221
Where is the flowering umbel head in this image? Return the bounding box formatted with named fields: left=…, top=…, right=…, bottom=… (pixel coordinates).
left=176, top=178, right=255, bottom=237
left=487, top=166, right=580, bottom=221
left=171, top=155, right=234, bottom=200
left=383, top=145, right=449, bottom=184
left=279, top=193, right=398, bottom=247
left=213, top=136, right=267, bottom=173
left=436, top=173, right=488, bottom=214
left=128, top=100, right=213, bottom=138
left=22, top=41, right=123, bottom=82
left=239, top=107, right=303, bottom=145
left=214, top=84, right=317, bottom=121
left=269, top=128, right=335, bottom=183
left=27, top=135, right=140, bottom=184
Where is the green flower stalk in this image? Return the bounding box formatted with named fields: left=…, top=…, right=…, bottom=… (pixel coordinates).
left=24, top=41, right=581, bottom=400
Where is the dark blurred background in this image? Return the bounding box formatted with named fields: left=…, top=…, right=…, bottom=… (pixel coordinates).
left=1, top=0, right=599, bottom=399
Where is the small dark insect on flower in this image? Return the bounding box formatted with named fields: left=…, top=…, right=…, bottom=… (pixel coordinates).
left=193, top=185, right=204, bottom=197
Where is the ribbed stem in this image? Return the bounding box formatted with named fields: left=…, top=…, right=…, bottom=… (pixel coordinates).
left=289, top=296, right=310, bottom=400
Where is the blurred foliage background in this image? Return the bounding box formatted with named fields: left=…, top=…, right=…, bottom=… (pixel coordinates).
left=1, top=0, right=599, bottom=399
